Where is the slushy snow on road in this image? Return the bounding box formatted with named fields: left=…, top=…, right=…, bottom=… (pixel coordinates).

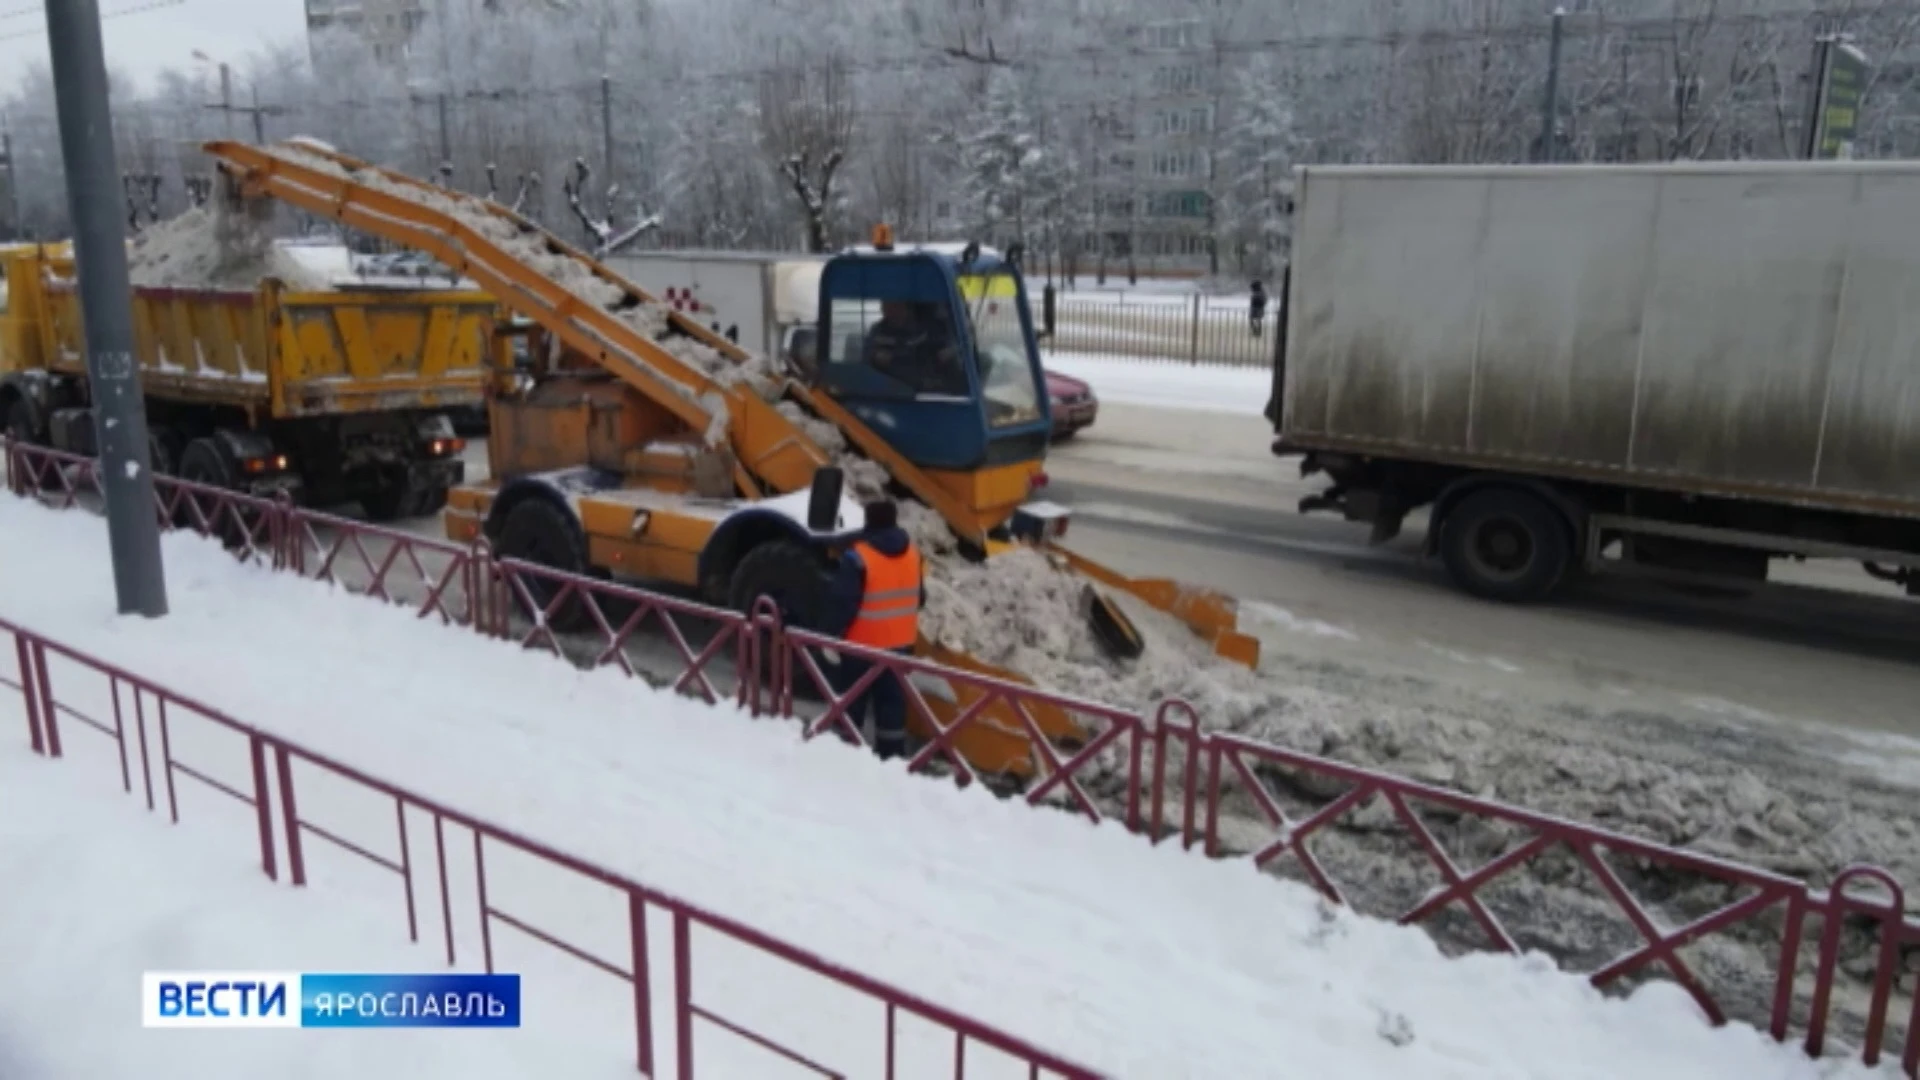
left=0, top=499, right=1897, bottom=1079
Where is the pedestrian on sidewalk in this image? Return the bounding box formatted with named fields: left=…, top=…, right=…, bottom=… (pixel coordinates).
left=1249, top=280, right=1269, bottom=339
left=827, top=499, right=925, bottom=761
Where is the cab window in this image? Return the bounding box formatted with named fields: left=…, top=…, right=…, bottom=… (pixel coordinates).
left=822, top=259, right=971, bottom=399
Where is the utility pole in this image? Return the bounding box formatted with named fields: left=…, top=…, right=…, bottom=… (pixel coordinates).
left=204, top=88, right=284, bottom=145
left=1538, top=6, right=1565, bottom=163
left=0, top=129, right=18, bottom=241
left=600, top=75, right=614, bottom=184
left=44, top=0, right=168, bottom=617
left=219, top=63, right=233, bottom=137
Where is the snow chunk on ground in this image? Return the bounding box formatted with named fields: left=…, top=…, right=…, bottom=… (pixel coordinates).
left=0, top=748, right=627, bottom=1079
left=0, top=500, right=1895, bottom=1080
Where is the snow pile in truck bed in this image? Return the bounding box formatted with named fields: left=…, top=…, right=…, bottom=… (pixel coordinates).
left=126, top=203, right=333, bottom=292
left=0, top=499, right=1897, bottom=1080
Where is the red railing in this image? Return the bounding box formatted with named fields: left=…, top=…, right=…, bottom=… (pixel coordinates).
left=3, top=615, right=1100, bottom=1079
left=5, top=437, right=1915, bottom=1075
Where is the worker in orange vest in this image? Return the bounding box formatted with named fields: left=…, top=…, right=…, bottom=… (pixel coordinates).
left=827, top=499, right=925, bottom=761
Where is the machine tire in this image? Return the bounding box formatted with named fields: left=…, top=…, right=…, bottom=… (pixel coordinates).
left=727, top=539, right=835, bottom=633
left=494, top=497, right=593, bottom=632
left=1438, top=487, right=1572, bottom=603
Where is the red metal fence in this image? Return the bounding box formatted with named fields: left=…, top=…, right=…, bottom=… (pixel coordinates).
left=5, top=437, right=1916, bottom=1075
left=3, top=614, right=1100, bottom=1078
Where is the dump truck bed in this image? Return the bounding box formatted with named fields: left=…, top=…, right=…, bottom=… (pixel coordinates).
left=1281, top=159, right=1920, bottom=519
left=35, top=274, right=495, bottom=420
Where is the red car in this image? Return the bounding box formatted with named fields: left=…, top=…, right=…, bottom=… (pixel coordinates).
left=1045, top=369, right=1098, bottom=440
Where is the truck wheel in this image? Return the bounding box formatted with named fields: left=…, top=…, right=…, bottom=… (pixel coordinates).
left=177, top=437, right=253, bottom=548
left=416, top=485, right=450, bottom=516
left=1438, top=488, right=1572, bottom=603
left=495, top=497, right=593, bottom=632
left=6, top=398, right=37, bottom=445
left=728, top=539, right=834, bottom=632
left=359, top=473, right=417, bottom=523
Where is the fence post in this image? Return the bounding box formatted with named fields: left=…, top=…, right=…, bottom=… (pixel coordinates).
left=1188, top=294, right=1201, bottom=365
left=248, top=734, right=279, bottom=882
left=17, top=634, right=46, bottom=755
left=629, top=891, right=655, bottom=1076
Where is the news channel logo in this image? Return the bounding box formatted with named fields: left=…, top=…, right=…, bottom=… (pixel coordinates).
left=141, top=972, right=521, bottom=1029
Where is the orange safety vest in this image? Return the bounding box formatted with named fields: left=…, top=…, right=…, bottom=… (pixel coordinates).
left=846, top=540, right=923, bottom=649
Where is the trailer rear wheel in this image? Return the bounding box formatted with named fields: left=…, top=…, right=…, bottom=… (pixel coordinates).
left=494, top=497, right=593, bottom=632
left=1438, top=488, right=1572, bottom=603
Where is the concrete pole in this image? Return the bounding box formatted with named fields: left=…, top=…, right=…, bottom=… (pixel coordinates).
left=251, top=84, right=266, bottom=144
left=219, top=62, right=233, bottom=139
left=44, top=0, right=168, bottom=616
left=601, top=75, right=614, bottom=183
left=1539, top=7, right=1565, bottom=163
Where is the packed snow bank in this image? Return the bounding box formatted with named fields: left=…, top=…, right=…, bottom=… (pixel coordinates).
left=0, top=502, right=1895, bottom=1080
left=0, top=748, right=626, bottom=1079
left=1045, top=352, right=1273, bottom=417
left=127, top=204, right=333, bottom=292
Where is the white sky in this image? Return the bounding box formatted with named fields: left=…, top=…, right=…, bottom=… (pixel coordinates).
left=0, top=0, right=309, bottom=96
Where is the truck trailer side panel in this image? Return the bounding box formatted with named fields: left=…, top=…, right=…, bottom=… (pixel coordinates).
left=1282, top=161, right=1920, bottom=517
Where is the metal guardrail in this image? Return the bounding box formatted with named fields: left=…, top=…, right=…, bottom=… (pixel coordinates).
left=1047, top=294, right=1280, bottom=369
left=5, top=437, right=1916, bottom=1076
left=2, top=614, right=1101, bottom=1079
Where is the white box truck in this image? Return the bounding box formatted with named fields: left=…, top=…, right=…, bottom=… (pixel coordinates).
left=1269, top=159, right=1920, bottom=601
left=604, top=250, right=825, bottom=376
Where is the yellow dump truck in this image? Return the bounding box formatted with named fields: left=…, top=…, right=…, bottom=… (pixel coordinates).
left=0, top=245, right=504, bottom=518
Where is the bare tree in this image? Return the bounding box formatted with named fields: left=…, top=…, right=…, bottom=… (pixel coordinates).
left=756, top=56, right=856, bottom=253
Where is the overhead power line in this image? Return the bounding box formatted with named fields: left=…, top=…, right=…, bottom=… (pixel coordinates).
left=0, top=0, right=186, bottom=44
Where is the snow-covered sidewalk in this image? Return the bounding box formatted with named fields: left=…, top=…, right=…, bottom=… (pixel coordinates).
left=1045, top=352, right=1272, bottom=418
left=0, top=746, right=626, bottom=1079
left=0, top=500, right=1897, bottom=1079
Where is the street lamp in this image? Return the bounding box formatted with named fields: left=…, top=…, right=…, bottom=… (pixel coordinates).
left=192, top=49, right=235, bottom=138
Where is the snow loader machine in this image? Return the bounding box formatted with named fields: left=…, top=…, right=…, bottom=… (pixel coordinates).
left=201, top=137, right=1260, bottom=777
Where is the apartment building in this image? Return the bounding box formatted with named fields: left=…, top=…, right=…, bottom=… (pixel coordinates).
left=306, top=0, right=428, bottom=66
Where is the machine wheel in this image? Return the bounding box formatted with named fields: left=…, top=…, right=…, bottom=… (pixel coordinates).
left=1438, top=487, right=1572, bottom=603
left=494, top=497, right=593, bottom=632
left=727, top=539, right=835, bottom=632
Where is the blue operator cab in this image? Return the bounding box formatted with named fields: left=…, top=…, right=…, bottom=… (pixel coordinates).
left=814, top=228, right=1053, bottom=475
